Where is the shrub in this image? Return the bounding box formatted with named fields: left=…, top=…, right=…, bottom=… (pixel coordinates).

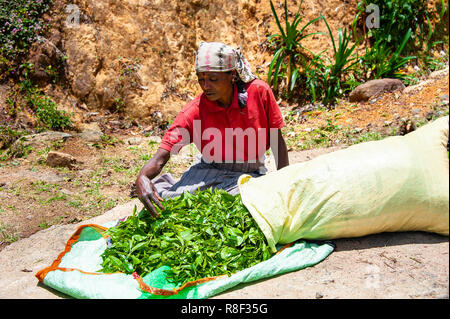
left=267, top=2, right=362, bottom=106
left=267, top=0, right=325, bottom=94
left=32, top=94, right=72, bottom=131
left=354, top=0, right=448, bottom=74
left=0, top=0, right=53, bottom=75
left=361, top=28, right=417, bottom=80
left=16, top=62, right=72, bottom=131
left=320, top=19, right=359, bottom=105
left=355, top=0, right=428, bottom=53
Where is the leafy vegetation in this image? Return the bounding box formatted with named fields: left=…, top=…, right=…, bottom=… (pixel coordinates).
left=267, top=1, right=362, bottom=105
left=354, top=0, right=448, bottom=54
left=267, top=0, right=449, bottom=106
left=319, top=20, right=359, bottom=105
left=267, top=0, right=324, bottom=93
left=1, top=0, right=71, bottom=148
left=0, top=0, right=53, bottom=76
left=360, top=28, right=417, bottom=81
left=100, top=189, right=272, bottom=287
left=0, top=125, right=26, bottom=152
left=14, top=62, right=72, bottom=132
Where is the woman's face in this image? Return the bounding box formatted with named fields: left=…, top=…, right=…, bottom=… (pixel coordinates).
left=197, top=71, right=235, bottom=106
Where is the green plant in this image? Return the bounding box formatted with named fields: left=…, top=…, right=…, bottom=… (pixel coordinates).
left=16, top=62, right=72, bottom=131
left=38, top=221, right=50, bottom=229
left=355, top=0, right=428, bottom=53
left=100, top=189, right=272, bottom=286
left=301, top=51, right=327, bottom=102
left=320, top=19, right=359, bottom=105
left=354, top=0, right=448, bottom=75
left=101, top=134, right=120, bottom=146
left=0, top=222, right=19, bottom=244
left=2, top=137, right=31, bottom=159
left=112, top=97, right=124, bottom=113
left=0, top=125, right=26, bottom=150
left=417, top=0, right=449, bottom=52
left=267, top=0, right=325, bottom=93
left=0, top=0, right=53, bottom=76
left=295, top=19, right=359, bottom=106
left=418, top=0, right=449, bottom=70
left=32, top=95, right=72, bottom=130
left=324, top=22, right=358, bottom=82
left=362, top=28, right=417, bottom=80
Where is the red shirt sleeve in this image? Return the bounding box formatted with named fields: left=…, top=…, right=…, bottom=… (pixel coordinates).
left=159, top=99, right=199, bottom=154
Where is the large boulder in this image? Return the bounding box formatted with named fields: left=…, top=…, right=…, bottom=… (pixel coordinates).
left=349, top=79, right=405, bottom=102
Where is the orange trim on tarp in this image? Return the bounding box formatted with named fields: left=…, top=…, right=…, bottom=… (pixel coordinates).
left=35, top=223, right=294, bottom=296
left=132, top=242, right=293, bottom=296
left=35, top=224, right=109, bottom=282
left=132, top=272, right=227, bottom=296
left=276, top=242, right=294, bottom=254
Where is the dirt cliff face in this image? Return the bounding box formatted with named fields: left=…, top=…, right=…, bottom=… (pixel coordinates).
left=36, top=0, right=359, bottom=126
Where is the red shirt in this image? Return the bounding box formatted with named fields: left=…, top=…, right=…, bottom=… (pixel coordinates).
left=160, top=79, right=285, bottom=163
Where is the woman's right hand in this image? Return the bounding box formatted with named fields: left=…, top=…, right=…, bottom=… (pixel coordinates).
left=135, top=148, right=171, bottom=218
left=135, top=174, right=164, bottom=218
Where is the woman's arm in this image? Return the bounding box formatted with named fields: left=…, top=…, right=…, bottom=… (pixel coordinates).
left=135, top=148, right=171, bottom=217
left=271, top=129, right=289, bottom=170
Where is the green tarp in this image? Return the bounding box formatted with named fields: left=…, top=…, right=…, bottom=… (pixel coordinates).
left=36, top=220, right=334, bottom=299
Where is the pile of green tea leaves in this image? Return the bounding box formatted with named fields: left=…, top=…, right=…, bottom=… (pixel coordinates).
left=99, top=188, right=272, bottom=287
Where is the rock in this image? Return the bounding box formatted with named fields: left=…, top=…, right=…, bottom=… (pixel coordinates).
left=46, top=151, right=77, bottom=168
left=109, top=120, right=122, bottom=126
left=77, top=122, right=103, bottom=143
left=349, top=79, right=405, bottom=102
left=78, top=130, right=103, bottom=143
left=403, top=79, right=434, bottom=95
left=125, top=137, right=143, bottom=145
left=83, top=112, right=100, bottom=121
left=60, top=188, right=74, bottom=195
left=428, top=67, right=449, bottom=80
left=147, top=136, right=162, bottom=144
left=64, top=24, right=101, bottom=101
left=28, top=32, right=64, bottom=85
left=12, top=131, right=72, bottom=149
left=398, top=119, right=416, bottom=135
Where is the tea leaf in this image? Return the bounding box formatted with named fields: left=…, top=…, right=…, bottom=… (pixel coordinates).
left=99, top=188, right=272, bottom=287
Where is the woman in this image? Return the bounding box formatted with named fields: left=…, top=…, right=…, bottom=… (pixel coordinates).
left=136, top=42, right=289, bottom=217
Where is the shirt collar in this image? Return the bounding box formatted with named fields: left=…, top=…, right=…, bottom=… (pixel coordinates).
left=200, top=84, right=239, bottom=112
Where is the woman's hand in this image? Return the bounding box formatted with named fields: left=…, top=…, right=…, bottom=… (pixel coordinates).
left=135, top=148, right=171, bottom=217
left=135, top=174, right=164, bottom=218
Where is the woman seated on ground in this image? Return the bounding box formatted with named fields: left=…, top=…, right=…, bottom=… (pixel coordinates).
left=135, top=41, right=289, bottom=217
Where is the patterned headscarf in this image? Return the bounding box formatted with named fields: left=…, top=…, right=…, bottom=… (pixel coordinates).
left=195, top=42, right=257, bottom=83
left=195, top=42, right=257, bottom=107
